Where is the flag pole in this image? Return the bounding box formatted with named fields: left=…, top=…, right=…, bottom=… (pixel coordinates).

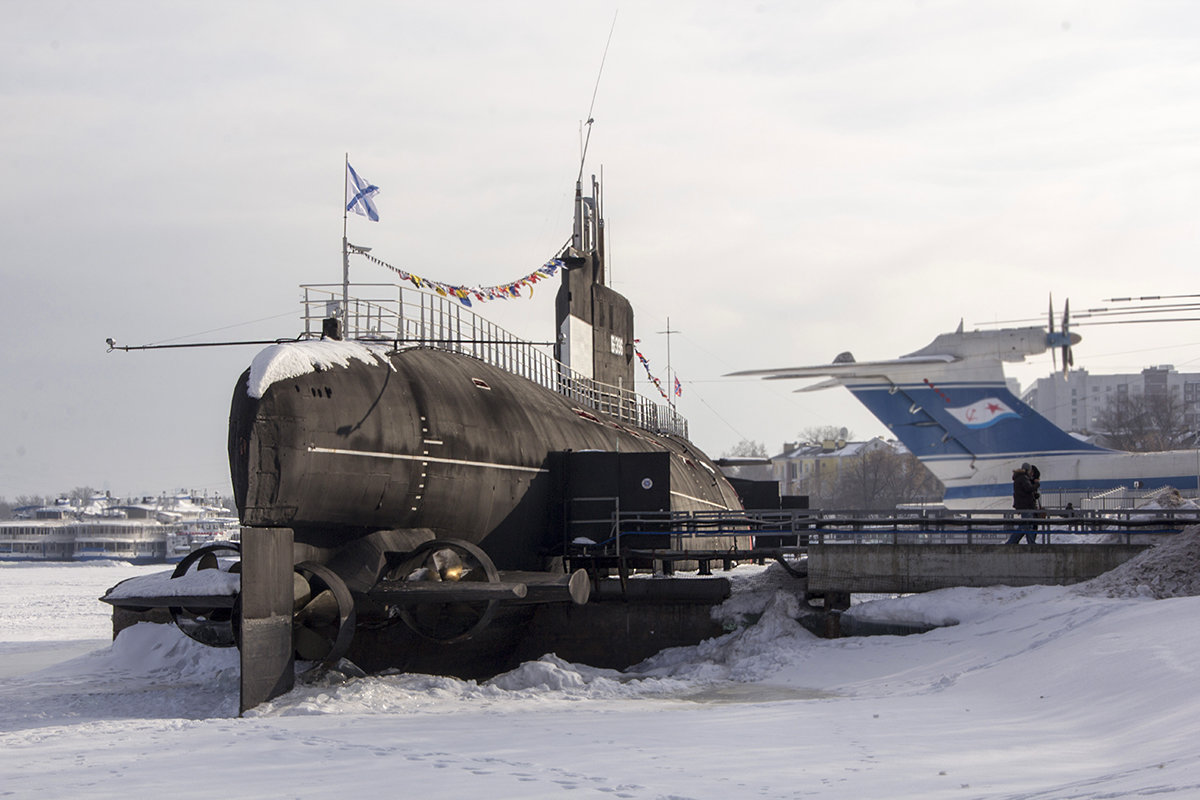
left=342, top=152, right=350, bottom=337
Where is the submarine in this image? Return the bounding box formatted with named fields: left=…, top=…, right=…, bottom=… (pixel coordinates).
left=105, top=172, right=747, bottom=711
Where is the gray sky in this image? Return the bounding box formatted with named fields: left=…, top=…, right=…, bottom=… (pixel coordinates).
left=4, top=1, right=1200, bottom=500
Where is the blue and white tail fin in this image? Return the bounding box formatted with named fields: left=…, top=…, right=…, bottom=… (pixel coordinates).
left=840, top=368, right=1108, bottom=463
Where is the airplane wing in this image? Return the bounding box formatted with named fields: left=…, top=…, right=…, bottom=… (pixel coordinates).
left=726, top=354, right=957, bottom=382
left=792, top=378, right=843, bottom=393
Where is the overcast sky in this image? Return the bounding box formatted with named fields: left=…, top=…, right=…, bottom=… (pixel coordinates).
left=4, top=1, right=1200, bottom=500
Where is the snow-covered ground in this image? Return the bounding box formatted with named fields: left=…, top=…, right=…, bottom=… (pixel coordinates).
left=2, top=535, right=1200, bottom=800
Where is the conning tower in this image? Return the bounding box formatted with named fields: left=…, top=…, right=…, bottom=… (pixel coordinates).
left=554, top=176, right=635, bottom=392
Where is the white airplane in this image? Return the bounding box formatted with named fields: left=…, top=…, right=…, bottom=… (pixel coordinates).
left=730, top=318, right=1200, bottom=510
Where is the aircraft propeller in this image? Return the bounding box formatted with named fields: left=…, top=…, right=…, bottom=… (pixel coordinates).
left=1048, top=295, right=1077, bottom=378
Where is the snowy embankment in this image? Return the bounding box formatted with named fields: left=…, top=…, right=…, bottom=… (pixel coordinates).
left=2, top=532, right=1200, bottom=799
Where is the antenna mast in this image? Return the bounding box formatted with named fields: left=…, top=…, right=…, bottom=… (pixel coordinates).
left=576, top=11, right=618, bottom=183
left=658, top=317, right=680, bottom=412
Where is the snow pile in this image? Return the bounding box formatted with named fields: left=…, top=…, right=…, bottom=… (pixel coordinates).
left=707, top=562, right=797, bottom=629
left=843, top=587, right=974, bottom=627
left=246, top=340, right=393, bottom=398
left=1137, top=488, right=1199, bottom=510
left=487, top=654, right=628, bottom=693
left=1075, top=525, right=1200, bottom=599
left=100, top=622, right=240, bottom=683
left=0, top=622, right=241, bottom=723
left=251, top=654, right=704, bottom=717
left=632, top=578, right=817, bottom=683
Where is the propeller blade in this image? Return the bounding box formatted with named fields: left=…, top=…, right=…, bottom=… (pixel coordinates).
left=1063, top=298, right=1072, bottom=375
left=196, top=551, right=219, bottom=571
left=293, top=625, right=334, bottom=661
left=292, top=572, right=312, bottom=612
left=295, top=588, right=339, bottom=628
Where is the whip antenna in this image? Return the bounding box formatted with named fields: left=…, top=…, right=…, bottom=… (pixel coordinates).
left=578, top=11, right=618, bottom=182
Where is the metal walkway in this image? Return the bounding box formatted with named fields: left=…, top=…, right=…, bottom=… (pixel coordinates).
left=564, top=507, right=1198, bottom=601
left=566, top=507, right=1198, bottom=555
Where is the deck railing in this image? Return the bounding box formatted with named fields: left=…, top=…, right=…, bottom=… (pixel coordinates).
left=300, top=283, right=688, bottom=439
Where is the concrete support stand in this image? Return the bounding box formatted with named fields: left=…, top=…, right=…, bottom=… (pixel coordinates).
left=239, top=526, right=295, bottom=715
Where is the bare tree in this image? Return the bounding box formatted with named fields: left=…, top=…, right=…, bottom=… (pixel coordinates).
left=893, top=450, right=945, bottom=507
left=827, top=447, right=893, bottom=509
left=14, top=494, right=48, bottom=510
left=799, top=425, right=853, bottom=444
left=68, top=486, right=98, bottom=507
left=800, top=464, right=840, bottom=507
left=722, top=439, right=768, bottom=458
left=1095, top=391, right=1187, bottom=451
left=827, top=448, right=943, bottom=510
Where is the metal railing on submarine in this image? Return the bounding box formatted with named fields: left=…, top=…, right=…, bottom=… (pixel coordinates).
left=299, top=283, right=688, bottom=439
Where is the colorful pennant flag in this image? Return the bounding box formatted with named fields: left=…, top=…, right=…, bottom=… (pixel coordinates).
left=352, top=248, right=563, bottom=307
left=633, top=340, right=670, bottom=400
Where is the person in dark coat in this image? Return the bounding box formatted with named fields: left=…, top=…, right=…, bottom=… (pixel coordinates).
left=1006, top=462, right=1040, bottom=544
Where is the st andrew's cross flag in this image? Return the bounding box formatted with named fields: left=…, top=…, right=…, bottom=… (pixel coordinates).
left=345, top=162, right=380, bottom=221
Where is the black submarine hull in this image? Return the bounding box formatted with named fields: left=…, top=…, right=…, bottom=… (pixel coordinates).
left=229, top=342, right=743, bottom=570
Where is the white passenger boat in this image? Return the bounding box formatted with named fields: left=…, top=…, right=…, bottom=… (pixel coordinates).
left=71, top=520, right=169, bottom=563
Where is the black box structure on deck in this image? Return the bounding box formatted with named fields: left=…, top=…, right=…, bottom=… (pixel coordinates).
left=726, top=477, right=781, bottom=510
left=552, top=450, right=672, bottom=550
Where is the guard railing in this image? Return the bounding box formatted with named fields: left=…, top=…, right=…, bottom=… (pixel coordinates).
left=299, top=282, right=687, bottom=439
left=568, top=507, right=1200, bottom=557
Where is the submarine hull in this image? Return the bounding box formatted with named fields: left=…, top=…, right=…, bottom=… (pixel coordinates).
left=229, top=343, right=743, bottom=570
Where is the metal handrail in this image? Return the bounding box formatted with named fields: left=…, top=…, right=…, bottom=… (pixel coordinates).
left=590, top=507, right=1200, bottom=552
left=299, top=282, right=688, bottom=438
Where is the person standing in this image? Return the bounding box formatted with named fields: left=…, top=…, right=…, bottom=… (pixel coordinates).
left=1006, top=463, right=1040, bottom=544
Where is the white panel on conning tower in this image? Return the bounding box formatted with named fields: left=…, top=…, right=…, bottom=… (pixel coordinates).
left=561, top=315, right=594, bottom=380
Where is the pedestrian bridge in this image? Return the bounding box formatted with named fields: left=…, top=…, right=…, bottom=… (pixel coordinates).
left=566, top=507, right=1197, bottom=602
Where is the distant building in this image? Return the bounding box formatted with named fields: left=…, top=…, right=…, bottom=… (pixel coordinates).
left=770, top=437, right=895, bottom=498
left=1021, top=366, right=1200, bottom=434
